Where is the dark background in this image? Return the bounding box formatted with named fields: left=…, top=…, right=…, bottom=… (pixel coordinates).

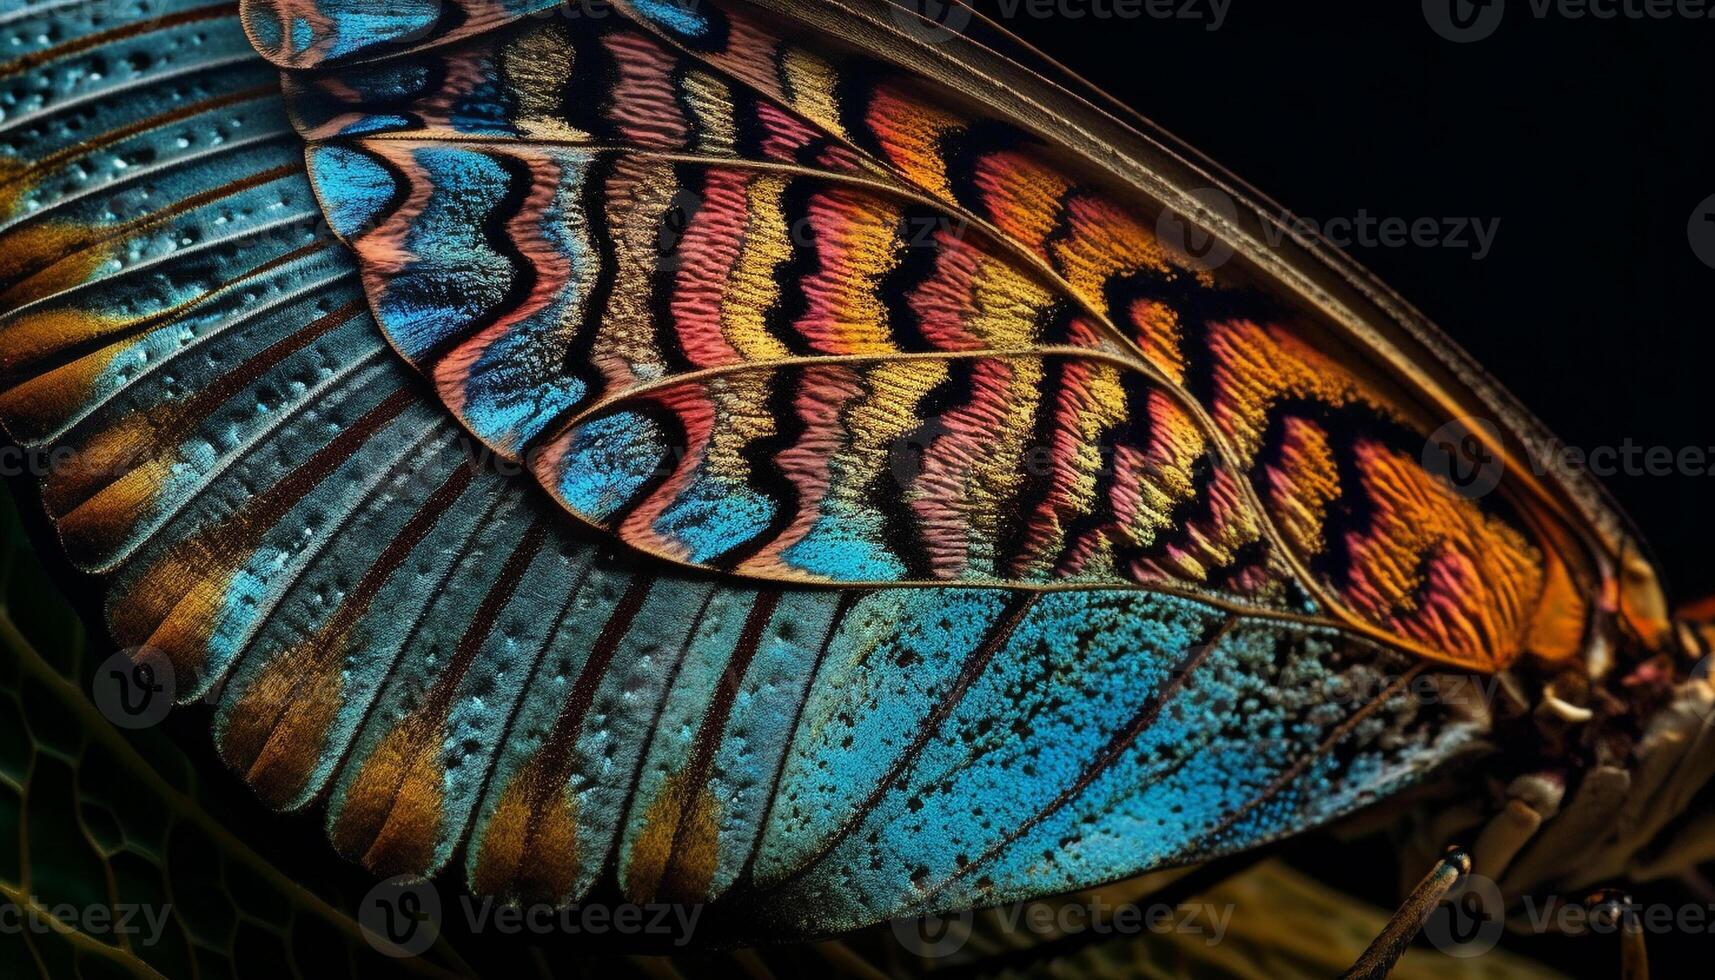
left=1001, top=0, right=1715, bottom=604
left=994, top=1, right=1714, bottom=975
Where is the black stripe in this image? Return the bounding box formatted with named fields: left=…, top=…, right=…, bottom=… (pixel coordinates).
left=939, top=118, right=1030, bottom=222
left=995, top=358, right=1068, bottom=577
left=648, top=163, right=703, bottom=373
left=1052, top=371, right=1158, bottom=575
left=419, top=152, right=538, bottom=369
left=878, top=204, right=946, bottom=352
left=760, top=176, right=820, bottom=357
left=875, top=360, right=978, bottom=580
left=710, top=374, right=807, bottom=571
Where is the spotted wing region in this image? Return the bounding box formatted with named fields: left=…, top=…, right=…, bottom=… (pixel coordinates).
left=0, top=0, right=1498, bottom=937
left=242, top=0, right=1598, bottom=673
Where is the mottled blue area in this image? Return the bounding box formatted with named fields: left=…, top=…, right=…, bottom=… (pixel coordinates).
left=334, top=114, right=416, bottom=137
left=755, top=588, right=1013, bottom=883
left=249, top=5, right=283, bottom=50
left=631, top=0, right=711, bottom=37
left=757, top=591, right=1218, bottom=902
left=652, top=464, right=776, bottom=565
left=351, top=146, right=516, bottom=359
left=557, top=412, right=670, bottom=522
left=784, top=507, right=905, bottom=581
left=755, top=615, right=1482, bottom=929
left=308, top=145, right=398, bottom=241
left=291, top=17, right=315, bottom=57
left=704, top=592, right=844, bottom=897
left=456, top=157, right=595, bottom=450
left=452, top=76, right=519, bottom=135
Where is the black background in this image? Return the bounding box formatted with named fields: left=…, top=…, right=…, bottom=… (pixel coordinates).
left=995, top=1, right=1713, bottom=975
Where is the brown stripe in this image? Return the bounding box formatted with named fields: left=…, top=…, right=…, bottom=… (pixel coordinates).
left=0, top=84, right=279, bottom=199
left=663, top=590, right=781, bottom=841
left=421, top=515, right=553, bottom=716
left=529, top=575, right=654, bottom=803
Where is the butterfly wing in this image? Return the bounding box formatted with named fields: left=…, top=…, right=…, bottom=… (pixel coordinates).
left=0, top=0, right=1618, bottom=939
left=245, top=0, right=1631, bottom=667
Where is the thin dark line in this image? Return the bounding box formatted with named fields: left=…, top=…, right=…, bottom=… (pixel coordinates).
left=920, top=612, right=1240, bottom=902
left=757, top=591, right=1038, bottom=891
left=737, top=591, right=854, bottom=885
left=1197, top=664, right=1427, bottom=851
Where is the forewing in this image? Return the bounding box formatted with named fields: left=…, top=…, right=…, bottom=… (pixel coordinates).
left=239, top=0, right=1613, bottom=673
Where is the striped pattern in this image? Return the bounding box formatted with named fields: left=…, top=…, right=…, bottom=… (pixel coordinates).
left=0, top=0, right=1619, bottom=942
left=251, top=0, right=1597, bottom=673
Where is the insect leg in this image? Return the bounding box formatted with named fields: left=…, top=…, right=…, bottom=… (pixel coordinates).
left=1338, top=847, right=1471, bottom=980
left=1472, top=795, right=1549, bottom=882
left=1587, top=890, right=1649, bottom=980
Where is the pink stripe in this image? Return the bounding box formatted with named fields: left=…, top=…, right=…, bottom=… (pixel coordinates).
left=740, top=366, right=863, bottom=576
left=603, top=31, right=691, bottom=148
left=670, top=169, right=751, bottom=368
